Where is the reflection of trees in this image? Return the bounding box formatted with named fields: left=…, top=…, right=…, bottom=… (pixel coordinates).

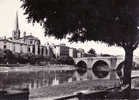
left=98, top=65, right=109, bottom=71
left=0, top=70, right=75, bottom=89
left=56, top=71, right=74, bottom=83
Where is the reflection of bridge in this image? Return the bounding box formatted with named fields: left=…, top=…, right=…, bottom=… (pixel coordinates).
left=73, top=56, right=139, bottom=80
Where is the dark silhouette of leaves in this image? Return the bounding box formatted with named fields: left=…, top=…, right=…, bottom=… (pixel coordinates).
left=88, top=48, right=96, bottom=56
left=20, top=0, right=139, bottom=96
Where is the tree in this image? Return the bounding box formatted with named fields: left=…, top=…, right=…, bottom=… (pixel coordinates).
left=88, top=48, right=96, bottom=56
left=3, top=49, right=15, bottom=64
left=35, top=55, right=44, bottom=64
left=11, top=52, right=20, bottom=64
left=57, top=56, right=75, bottom=65
left=21, top=0, right=139, bottom=97
left=0, top=49, right=5, bottom=63
left=27, top=53, right=36, bottom=64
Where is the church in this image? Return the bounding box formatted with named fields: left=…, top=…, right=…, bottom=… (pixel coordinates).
left=0, top=12, right=50, bottom=57
left=0, top=12, right=87, bottom=59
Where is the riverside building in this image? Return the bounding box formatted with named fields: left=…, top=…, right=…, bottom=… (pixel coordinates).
left=52, top=43, right=85, bottom=58
left=0, top=12, right=49, bottom=57
left=0, top=12, right=89, bottom=58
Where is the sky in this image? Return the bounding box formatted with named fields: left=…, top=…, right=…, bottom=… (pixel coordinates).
left=0, top=0, right=139, bottom=56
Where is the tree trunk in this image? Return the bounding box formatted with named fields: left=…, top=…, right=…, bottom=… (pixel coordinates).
left=123, top=47, right=133, bottom=98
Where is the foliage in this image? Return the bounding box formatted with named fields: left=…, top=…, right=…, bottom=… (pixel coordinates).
left=3, top=49, right=17, bottom=64
left=35, top=55, right=44, bottom=64
left=0, top=49, right=52, bottom=65
left=0, top=49, right=5, bottom=63
left=21, top=0, right=139, bottom=46
left=20, top=0, right=139, bottom=94
left=57, top=56, right=75, bottom=65
left=27, top=53, right=36, bottom=64
left=88, top=48, right=96, bottom=56
left=18, top=53, right=28, bottom=64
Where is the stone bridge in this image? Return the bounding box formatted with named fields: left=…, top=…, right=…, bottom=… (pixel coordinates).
left=73, top=56, right=139, bottom=81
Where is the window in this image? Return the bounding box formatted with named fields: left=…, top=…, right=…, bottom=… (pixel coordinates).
left=38, top=46, right=40, bottom=54
left=30, top=40, right=33, bottom=44
left=28, top=47, right=30, bottom=52
left=33, top=45, right=35, bottom=54
left=3, top=45, right=6, bottom=49
left=41, top=48, right=44, bottom=55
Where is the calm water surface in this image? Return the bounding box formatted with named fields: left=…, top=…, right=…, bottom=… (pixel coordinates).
left=0, top=68, right=78, bottom=90
left=0, top=66, right=138, bottom=90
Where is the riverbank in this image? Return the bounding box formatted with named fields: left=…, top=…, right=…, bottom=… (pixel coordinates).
left=30, top=79, right=120, bottom=100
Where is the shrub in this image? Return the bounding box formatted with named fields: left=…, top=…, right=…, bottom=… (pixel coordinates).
left=57, top=56, right=75, bottom=65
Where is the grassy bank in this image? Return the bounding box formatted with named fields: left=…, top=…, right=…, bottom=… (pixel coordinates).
left=30, top=79, right=120, bottom=99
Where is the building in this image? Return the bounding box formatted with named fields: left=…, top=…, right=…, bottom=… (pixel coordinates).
left=53, top=44, right=70, bottom=58
left=0, top=12, right=50, bottom=57
left=69, top=47, right=78, bottom=58
left=77, top=48, right=85, bottom=58
left=0, top=12, right=86, bottom=59
left=52, top=44, right=86, bottom=58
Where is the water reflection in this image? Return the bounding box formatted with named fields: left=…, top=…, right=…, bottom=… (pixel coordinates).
left=0, top=67, right=119, bottom=90
left=0, top=70, right=76, bottom=90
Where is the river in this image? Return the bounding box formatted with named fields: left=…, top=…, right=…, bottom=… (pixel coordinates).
left=0, top=66, right=78, bottom=90
left=0, top=65, right=138, bottom=91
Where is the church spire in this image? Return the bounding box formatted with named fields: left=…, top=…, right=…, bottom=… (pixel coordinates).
left=12, top=11, right=20, bottom=40
left=15, top=11, right=19, bottom=31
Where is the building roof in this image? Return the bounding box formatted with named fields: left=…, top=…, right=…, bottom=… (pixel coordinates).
left=22, top=35, right=39, bottom=40
left=0, top=38, right=33, bottom=46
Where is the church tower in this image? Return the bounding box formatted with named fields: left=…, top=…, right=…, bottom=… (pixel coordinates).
left=12, top=12, right=20, bottom=40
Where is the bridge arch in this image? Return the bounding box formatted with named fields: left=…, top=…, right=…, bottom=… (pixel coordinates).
left=76, top=60, right=87, bottom=75
left=116, top=61, right=139, bottom=78
left=92, top=60, right=110, bottom=78
left=115, top=57, right=124, bottom=69
left=116, top=61, right=124, bottom=78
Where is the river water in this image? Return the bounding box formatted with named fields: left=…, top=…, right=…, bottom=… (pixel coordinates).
left=0, top=66, right=115, bottom=90
left=0, top=66, right=138, bottom=90
left=0, top=68, right=78, bottom=90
